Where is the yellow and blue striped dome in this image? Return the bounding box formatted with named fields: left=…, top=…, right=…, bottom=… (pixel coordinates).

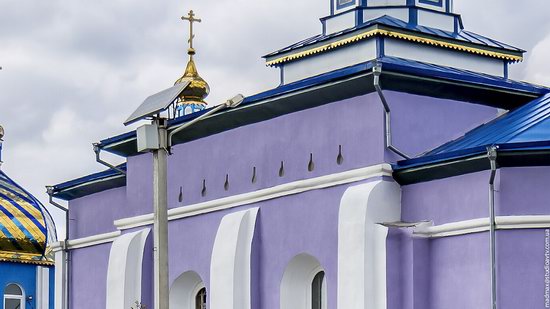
left=0, top=170, right=56, bottom=265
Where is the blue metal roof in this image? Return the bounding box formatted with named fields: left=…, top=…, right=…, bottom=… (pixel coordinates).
left=265, top=15, right=524, bottom=58
left=52, top=164, right=126, bottom=200
left=98, top=56, right=549, bottom=152
left=395, top=92, right=550, bottom=170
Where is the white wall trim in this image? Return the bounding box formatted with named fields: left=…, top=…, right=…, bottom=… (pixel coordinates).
left=115, top=164, right=392, bottom=230
left=413, top=215, right=550, bottom=238
left=105, top=228, right=151, bottom=309
left=66, top=231, right=121, bottom=249
left=210, top=208, right=259, bottom=309
left=338, top=180, right=401, bottom=309
left=36, top=266, right=50, bottom=309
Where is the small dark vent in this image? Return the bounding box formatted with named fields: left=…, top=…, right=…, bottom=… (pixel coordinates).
left=308, top=153, right=315, bottom=172
left=251, top=167, right=257, bottom=184
left=278, top=161, right=285, bottom=177
left=337, top=145, right=344, bottom=165
left=201, top=179, right=207, bottom=197
left=224, top=174, right=230, bottom=191
left=178, top=186, right=183, bottom=203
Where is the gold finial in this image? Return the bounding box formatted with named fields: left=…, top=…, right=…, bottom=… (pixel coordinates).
left=181, top=10, right=202, bottom=56
left=174, top=10, right=210, bottom=115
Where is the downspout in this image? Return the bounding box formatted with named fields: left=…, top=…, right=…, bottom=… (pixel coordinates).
left=46, top=186, right=70, bottom=309
left=93, top=143, right=126, bottom=175
left=487, top=145, right=498, bottom=309
left=372, top=63, right=411, bottom=160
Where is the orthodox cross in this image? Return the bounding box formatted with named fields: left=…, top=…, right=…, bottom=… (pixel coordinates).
left=181, top=10, right=201, bottom=52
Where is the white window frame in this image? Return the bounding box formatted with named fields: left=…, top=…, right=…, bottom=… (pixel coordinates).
left=307, top=267, right=327, bottom=309
left=4, top=283, right=26, bottom=309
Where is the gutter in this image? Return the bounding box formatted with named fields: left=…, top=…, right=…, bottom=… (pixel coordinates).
left=487, top=145, right=498, bottom=309
left=46, top=186, right=70, bottom=309
left=373, top=63, right=411, bottom=159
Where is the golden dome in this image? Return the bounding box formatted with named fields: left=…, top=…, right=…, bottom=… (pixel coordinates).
left=174, top=51, right=210, bottom=106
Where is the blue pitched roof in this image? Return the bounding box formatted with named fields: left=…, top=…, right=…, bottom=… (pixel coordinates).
left=265, top=15, right=524, bottom=59
left=98, top=57, right=549, bottom=154
left=395, top=92, right=550, bottom=170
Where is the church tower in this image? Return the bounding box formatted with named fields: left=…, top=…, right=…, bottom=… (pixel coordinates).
left=265, top=0, right=524, bottom=84
left=174, top=10, right=210, bottom=116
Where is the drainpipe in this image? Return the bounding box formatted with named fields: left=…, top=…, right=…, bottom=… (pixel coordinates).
left=487, top=145, right=498, bottom=309
left=46, top=186, right=70, bottom=309
left=372, top=63, right=411, bottom=160
left=93, top=143, right=126, bottom=175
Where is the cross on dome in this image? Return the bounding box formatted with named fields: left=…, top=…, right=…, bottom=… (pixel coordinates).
left=181, top=10, right=202, bottom=55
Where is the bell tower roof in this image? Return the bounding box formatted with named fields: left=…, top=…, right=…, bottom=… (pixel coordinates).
left=264, top=0, right=524, bottom=84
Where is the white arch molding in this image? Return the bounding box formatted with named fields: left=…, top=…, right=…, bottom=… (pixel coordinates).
left=169, top=271, right=205, bottom=309
left=210, top=207, right=259, bottom=309
left=337, top=180, right=401, bottom=309
left=105, top=228, right=151, bottom=309
left=280, top=253, right=327, bottom=309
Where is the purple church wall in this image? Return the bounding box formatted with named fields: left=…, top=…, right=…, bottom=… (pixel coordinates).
left=401, top=170, right=491, bottom=225
left=69, top=187, right=127, bottom=239
left=165, top=182, right=354, bottom=309
left=65, top=89, right=505, bottom=308
left=498, top=167, right=550, bottom=216
left=69, top=243, right=111, bottom=309
left=497, top=229, right=547, bottom=309
left=385, top=91, right=497, bottom=161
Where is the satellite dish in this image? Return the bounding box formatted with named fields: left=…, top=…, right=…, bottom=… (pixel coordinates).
left=0, top=125, right=4, bottom=140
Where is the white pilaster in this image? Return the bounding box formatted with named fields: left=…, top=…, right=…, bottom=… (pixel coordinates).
left=52, top=242, right=66, bottom=309
left=105, top=228, right=151, bottom=309
left=337, top=180, right=401, bottom=309
left=36, top=266, right=50, bottom=309
left=210, top=208, right=259, bottom=309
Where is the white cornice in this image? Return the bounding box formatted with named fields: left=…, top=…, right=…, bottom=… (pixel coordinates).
left=66, top=231, right=121, bottom=250
left=115, top=164, right=393, bottom=230
left=414, top=216, right=550, bottom=238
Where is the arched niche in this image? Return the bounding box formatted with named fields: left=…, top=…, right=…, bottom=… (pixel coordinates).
left=169, top=271, right=205, bottom=309
left=280, top=253, right=327, bottom=309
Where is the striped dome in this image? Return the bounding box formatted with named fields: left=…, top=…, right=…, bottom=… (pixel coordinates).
left=0, top=170, right=56, bottom=265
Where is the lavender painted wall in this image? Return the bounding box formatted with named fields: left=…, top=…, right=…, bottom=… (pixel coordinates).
left=69, top=243, right=111, bottom=309
left=402, top=170, right=491, bottom=225
left=166, top=183, right=350, bottom=309
left=385, top=91, right=497, bottom=161
left=66, top=89, right=504, bottom=308
left=69, top=187, right=127, bottom=239
left=499, top=167, right=550, bottom=216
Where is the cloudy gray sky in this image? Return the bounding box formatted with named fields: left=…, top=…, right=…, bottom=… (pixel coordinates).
left=1, top=0, right=549, bottom=239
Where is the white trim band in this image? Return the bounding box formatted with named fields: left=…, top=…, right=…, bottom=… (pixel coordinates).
left=115, top=164, right=392, bottom=230
left=414, top=215, right=550, bottom=238
left=66, top=231, right=121, bottom=249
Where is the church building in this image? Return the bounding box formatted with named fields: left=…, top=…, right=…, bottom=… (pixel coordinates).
left=0, top=126, right=57, bottom=309
left=50, top=0, right=550, bottom=308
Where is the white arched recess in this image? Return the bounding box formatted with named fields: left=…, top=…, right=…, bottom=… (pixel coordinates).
left=338, top=180, right=401, bottom=309
left=280, top=253, right=327, bottom=309
left=210, top=207, right=259, bottom=309
left=169, top=271, right=205, bottom=309
left=105, top=228, right=151, bottom=309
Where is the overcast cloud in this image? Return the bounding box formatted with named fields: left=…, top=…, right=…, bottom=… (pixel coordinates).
left=0, top=0, right=549, bottom=239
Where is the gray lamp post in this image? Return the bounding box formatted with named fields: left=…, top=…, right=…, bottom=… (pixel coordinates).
left=125, top=90, right=244, bottom=309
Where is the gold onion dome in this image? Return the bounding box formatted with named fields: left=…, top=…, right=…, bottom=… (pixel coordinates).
left=174, top=49, right=210, bottom=105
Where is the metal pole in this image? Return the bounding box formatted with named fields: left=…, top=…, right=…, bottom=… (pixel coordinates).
left=153, top=117, right=169, bottom=309
left=487, top=145, right=498, bottom=309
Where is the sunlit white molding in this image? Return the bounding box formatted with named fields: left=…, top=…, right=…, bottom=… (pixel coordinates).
left=115, top=164, right=392, bottom=230
left=66, top=231, right=121, bottom=249
left=414, top=215, right=550, bottom=238
left=106, top=229, right=151, bottom=309
left=338, top=180, right=402, bottom=309
left=210, top=208, right=259, bottom=309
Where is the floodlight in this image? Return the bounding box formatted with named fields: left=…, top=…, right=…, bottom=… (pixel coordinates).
left=224, top=94, right=245, bottom=108
left=124, top=80, right=191, bottom=126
